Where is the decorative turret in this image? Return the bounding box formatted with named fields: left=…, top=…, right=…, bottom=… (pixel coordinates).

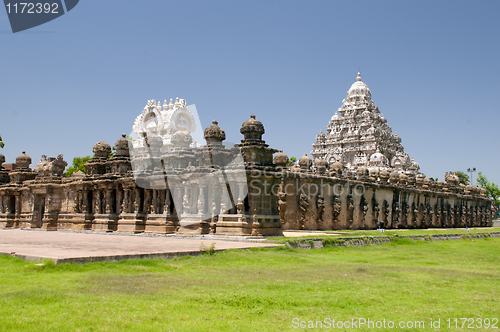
left=298, top=154, right=312, bottom=171
left=273, top=150, right=289, bottom=167
left=115, top=134, right=130, bottom=156
left=239, top=114, right=277, bottom=166
left=85, top=141, right=111, bottom=175
left=204, top=120, right=226, bottom=146
left=107, top=134, right=132, bottom=174
left=93, top=142, right=111, bottom=158
left=314, top=158, right=328, bottom=174
left=240, top=114, right=265, bottom=141
left=16, top=151, right=31, bottom=168
left=9, top=151, right=36, bottom=183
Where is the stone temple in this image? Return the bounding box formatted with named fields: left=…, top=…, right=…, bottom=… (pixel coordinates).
left=0, top=75, right=494, bottom=235
left=311, top=72, right=419, bottom=173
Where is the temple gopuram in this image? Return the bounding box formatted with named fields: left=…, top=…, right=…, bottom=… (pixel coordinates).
left=0, top=74, right=493, bottom=236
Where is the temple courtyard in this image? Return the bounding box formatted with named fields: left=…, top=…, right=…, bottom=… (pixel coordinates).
left=0, top=229, right=279, bottom=264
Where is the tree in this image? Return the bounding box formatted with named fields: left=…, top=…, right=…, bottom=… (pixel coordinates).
left=0, top=135, right=4, bottom=148
left=287, top=156, right=297, bottom=166
left=64, top=156, right=92, bottom=177
left=477, top=172, right=500, bottom=216
left=453, top=171, right=469, bottom=185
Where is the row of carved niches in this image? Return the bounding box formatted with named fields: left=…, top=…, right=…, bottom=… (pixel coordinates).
left=284, top=163, right=487, bottom=198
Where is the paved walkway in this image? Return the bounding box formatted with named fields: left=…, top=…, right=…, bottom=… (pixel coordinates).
left=0, top=229, right=280, bottom=264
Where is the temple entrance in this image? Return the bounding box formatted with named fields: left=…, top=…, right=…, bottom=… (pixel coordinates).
left=32, top=195, right=45, bottom=228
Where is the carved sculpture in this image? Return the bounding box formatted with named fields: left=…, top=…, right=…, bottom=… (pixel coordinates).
left=331, top=196, right=341, bottom=227
left=316, top=194, right=325, bottom=230
left=347, top=195, right=354, bottom=227
left=298, top=193, right=309, bottom=230
left=277, top=191, right=287, bottom=226
left=372, top=196, right=379, bottom=224
left=382, top=200, right=390, bottom=225
left=360, top=195, right=368, bottom=226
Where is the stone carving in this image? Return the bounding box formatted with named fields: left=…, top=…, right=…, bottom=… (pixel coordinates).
left=182, top=190, right=190, bottom=215
left=392, top=200, right=400, bottom=225
left=94, top=191, right=101, bottom=214
left=278, top=190, right=287, bottom=225
left=382, top=200, right=390, bottom=225
left=435, top=204, right=442, bottom=227
left=197, top=188, right=205, bottom=215
left=427, top=204, right=434, bottom=227
left=410, top=202, right=418, bottom=226
left=74, top=191, right=81, bottom=214
left=34, top=154, right=68, bottom=177
left=104, top=190, right=112, bottom=214
left=372, top=196, right=379, bottom=224
left=401, top=201, right=408, bottom=227
left=236, top=198, right=244, bottom=215
left=316, top=194, right=325, bottom=230
left=298, top=193, right=309, bottom=230
left=331, top=196, right=342, bottom=224
left=360, top=195, right=368, bottom=225
left=347, top=195, right=354, bottom=226
left=133, top=190, right=140, bottom=213
left=461, top=205, right=468, bottom=227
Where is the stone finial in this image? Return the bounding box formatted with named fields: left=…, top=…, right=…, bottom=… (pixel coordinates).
left=240, top=114, right=265, bottom=140
left=93, top=141, right=112, bottom=158
left=204, top=119, right=226, bottom=144
left=273, top=150, right=289, bottom=167
left=16, top=151, right=32, bottom=168
left=115, top=133, right=130, bottom=156
left=298, top=153, right=312, bottom=170
left=356, top=72, right=362, bottom=81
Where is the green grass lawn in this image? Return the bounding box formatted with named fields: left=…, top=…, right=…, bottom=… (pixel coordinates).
left=1, top=238, right=499, bottom=331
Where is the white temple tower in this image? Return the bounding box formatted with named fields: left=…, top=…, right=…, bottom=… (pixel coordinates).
left=132, top=97, right=199, bottom=151
left=311, top=73, right=420, bottom=173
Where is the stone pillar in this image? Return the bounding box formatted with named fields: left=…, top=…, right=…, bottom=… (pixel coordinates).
left=197, top=185, right=205, bottom=215
left=14, top=193, right=21, bottom=216
left=163, top=188, right=170, bottom=216
left=116, top=188, right=123, bottom=214
left=94, top=190, right=101, bottom=214
left=182, top=186, right=190, bottom=215
left=74, top=191, right=81, bottom=214
left=152, top=189, right=158, bottom=215
left=144, top=190, right=152, bottom=214
left=105, top=189, right=112, bottom=214
left=133, top=189, right=140, bottom=213
left=122, top=189, right=129, bottom=214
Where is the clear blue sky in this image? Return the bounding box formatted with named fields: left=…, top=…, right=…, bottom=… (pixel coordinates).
left=1, top=0, right=499, bottom=185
